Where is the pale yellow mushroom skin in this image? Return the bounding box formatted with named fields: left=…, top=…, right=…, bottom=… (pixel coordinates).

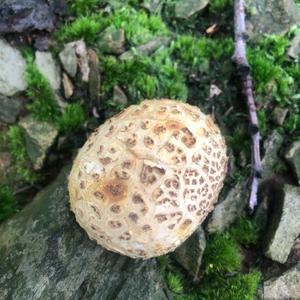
left=68, top=99, right=228, bottom=259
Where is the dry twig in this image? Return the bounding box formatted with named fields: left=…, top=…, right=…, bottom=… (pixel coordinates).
left=232, top=0, right=262, bottom=212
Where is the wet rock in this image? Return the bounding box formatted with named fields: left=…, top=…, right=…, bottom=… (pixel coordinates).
left=264, top=264, right=300, bottom=299
left=0, top=39, right=27, bottom=96
left=287, top=35, right=300, bottom=59
left=285, top=141, right=300, bottom=185
left=19, top=116, right=58, bottom=170
left=0, top=95, right=22, bottom=124
left=70, top=40, right=90, bottom=82
left=173, top=227, right=206, bottom=281
left=113, top=86, right=128, bottom=106
left=246, top=0, right=300, bottom=40
left=98, top=26, right=125, bottom=55
left=59, top=43, right=78, bottom=78
left=264, top=185, right=300, bottom=264
left=261, top=130, right=284, bottom=179
left=35, top=51, right=61, bottom=91
left=206, top=182, right=248, bottom=233
left=271, top=107, right=289, bottom=126
left=175, top=0, right=209, bottom=19
left=88, top=49, right=101, bottom=107
left=0, top=0, right=54, bottom=34
left=119, top=37, right=171, bottom=60
left=0, top=167, right=169, bottom=300
left=62, top=73, right=74, bottom=99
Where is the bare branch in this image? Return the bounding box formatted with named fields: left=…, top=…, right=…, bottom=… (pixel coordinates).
left=232, top=0, right=262, bottom=212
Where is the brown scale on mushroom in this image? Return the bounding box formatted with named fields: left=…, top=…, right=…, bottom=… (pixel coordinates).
left=68, top=99, right=228, bottom=259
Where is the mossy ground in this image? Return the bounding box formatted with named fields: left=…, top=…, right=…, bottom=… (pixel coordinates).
left=2, top=0, right=300, bottom=297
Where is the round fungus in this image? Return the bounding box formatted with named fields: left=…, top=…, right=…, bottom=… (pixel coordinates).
left=68, top=99, right=228, bottom=259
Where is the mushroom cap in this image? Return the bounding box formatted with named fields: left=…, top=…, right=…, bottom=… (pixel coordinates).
left=68, top=99, right=228, bottom=259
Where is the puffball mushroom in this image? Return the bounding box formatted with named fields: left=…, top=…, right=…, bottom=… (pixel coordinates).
left=68, top=99, right=228, bottom=259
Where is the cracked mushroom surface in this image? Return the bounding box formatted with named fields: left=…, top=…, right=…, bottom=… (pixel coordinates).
left=68, top=99, right=228, bottom=259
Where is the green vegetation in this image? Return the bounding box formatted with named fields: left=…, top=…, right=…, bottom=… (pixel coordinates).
left=101, top=49, right=187, bottom=102
left=0, top=185, right=17, bottom=222
left=56, top=16, right=102, bottom=44
left=58, top=103, right=86, bottom=133
left=6, top=126, right=38, bottom=184
left=24, top=52, right=86, bottom=133
left=209, top=0, right=234, bottom=14
left=159, top=216, right=261, bottom=300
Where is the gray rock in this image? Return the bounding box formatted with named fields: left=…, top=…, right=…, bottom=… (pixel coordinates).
left=285, top=141, right=300, bottom=185
left=59, top=43, right=78, bottom=78
left=173, top=227, right=206, bottom=281
left=70, top=40, right=90, bottom=83
left=264, top=185, right=300, bottom=263
left=261, top=130, right=284, bottom=179
left=88, top=49, right=101, bottom=107
left=287, top=35, right=300, bottom=59
left=0, top=167, right=169, bottom=300
left=0, top=95, right=22, bottom=123
left=246, top=0, right=300, bottom=40
left=264, top=264, right=300, bottom=300
left=0, top=0, right=54, bottom=33
left=175, top=0, right=209, bottom=19
left=113, top=86, right=128, bottom=106
left=0, top=39, right=27, bottom=96
left=35, top=51, right=61, bottom=90
left=206, top=182, right=248, bottom=233
left=98, top=26, right=125, bottom=54
left=62, top=73, right=74, bottom=99
left=142, top=0, right=164, bottom=13
left=119, top=37, right=171, bottom=60
left=271, top=107, right=289, bottom=126
left=19, top=116, right=58, bottom=170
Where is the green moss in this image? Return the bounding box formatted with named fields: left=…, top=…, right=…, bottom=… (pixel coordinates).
left=0, top=185, right=17, bottom=222
left=69, top=0, right=101, bottom=16
left=56, top=16, right=102, bottom=44
left=229, top=217, right=260, bottom=246
left=101, top=49, right=187, bottom=102
left=58, top=103, right=86, bottom=133
left=166, top=272, right=184, bottom=294
left=209, top=0, right=234, bottom=14
left=24, top=54, right=60, bottom=123
left=6, top=126, right=38, bottom=184
left=202, top=232, right=242, bottom=275
left=106, top=7, right=169, bottom=46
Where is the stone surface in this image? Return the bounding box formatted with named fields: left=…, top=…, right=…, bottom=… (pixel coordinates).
left=98, top=26, right=125, bottom=54
left=35, top=51, right=61, bottom=90
left=264, top=264, right=300, bottom=300
left=0, top=167, right=169, bottom=300
left=287, top=35, right=300, bottom=59
left=246, top=0, right=300, bottom=40
left=59, top=43, right=78, bottom=78
left=206, top=182, right=248, bottom=233
left=19, top=116, right=58, bottom=170
left=264, top=185, right=300, bottom=264
left=142, top=0, right=163, bottom=13
left=271, top=107, right=288, bottom=126
left=62, top=73, right=74, bottom=99
left=113, top=86, right=128, bottom=106
left=88, top=49, right=101, bottom=107
left=0, top=0, right=54, bottom=33
left=175, top=0, right=209, bottom=19
left=70, top=40, right=90, bottom=82
left=285, top=141, right=300, bottom=185
left=173, top=226, right=206, bottom=281
left=261, top=130, right=284, bottom=179
left=119, top=37, right=170, bottom=60
left=0, top=95, right=22, bottom=123
left=0, top=39, right=27, bottom=96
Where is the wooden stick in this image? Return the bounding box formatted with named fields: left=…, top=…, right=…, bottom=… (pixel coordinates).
left=232, top=0, right=262, bottom=212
